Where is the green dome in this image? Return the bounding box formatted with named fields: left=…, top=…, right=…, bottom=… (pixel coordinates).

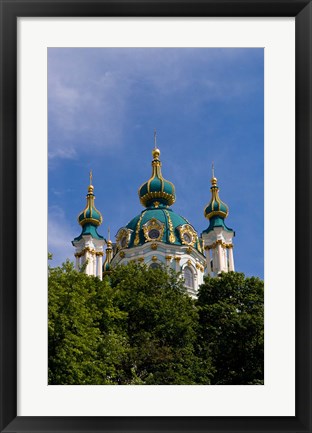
left=138, top=148, right=175, bottom=208
left=73, top=181, right=104, bottom=244
left=78, top=184, right=103, bottom=227
left=117, top=206, right=203, bottom=254
left=204, top=177, right=229, bottom=219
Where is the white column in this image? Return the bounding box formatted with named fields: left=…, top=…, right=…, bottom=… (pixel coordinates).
left=228, top=246, right=235, bottom=271
left=75, top=255, right=80, bottom=271
left=205, top=248, right=212, bottom=276
left=97, top=254, right=103, bottom=280
left=174, top=257, right=181, bottom=272
left=85, top=251, right=91, bottom=275
left=223, top=248, right=228, bottom=272
left=217, top=242, right=223, bottom=273
left=92, top=253, right=96, bottom=276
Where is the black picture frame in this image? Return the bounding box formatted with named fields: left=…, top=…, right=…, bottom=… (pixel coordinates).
left=0, top=1, right=311, bottom=432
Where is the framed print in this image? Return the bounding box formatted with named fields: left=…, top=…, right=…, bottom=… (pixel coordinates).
left=0, top=1, right=311, bottom=432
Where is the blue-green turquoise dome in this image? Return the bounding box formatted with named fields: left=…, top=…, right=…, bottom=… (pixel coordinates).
left=72, top=182, right=104, bottom=243
left=78, top=184, right=103, bottom=227
left=203, top=176, right=233, bottom=234
left=123, top=206, right=203, bottom=253
left=138, top=148, right=175, bottom=208
left=204, top=177, right=229, bottom=219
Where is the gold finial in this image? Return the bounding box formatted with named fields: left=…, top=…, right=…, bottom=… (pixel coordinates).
left=88, top=170, right=94, bottom=193
left=211, top=162, right=217, bottom=186
left=152, top=129, right=160, bottom=159
left=106, top=226, right=112, bottom=246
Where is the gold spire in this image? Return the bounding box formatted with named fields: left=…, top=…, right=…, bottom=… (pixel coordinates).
left=152, top=129, right=160, bottom=159
left=107, top=226, right=112, bottom=246
left=88, top=170, right=94, bottom=193
left=211, top=162, right=217, bottom=186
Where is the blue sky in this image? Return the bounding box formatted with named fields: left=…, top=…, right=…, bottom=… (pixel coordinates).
left=48, top=48, right=264, bottom=279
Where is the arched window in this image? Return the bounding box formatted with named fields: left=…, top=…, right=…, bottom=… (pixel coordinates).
left=149, top=262, right=161, bottom=270
left=184, top=266, right=194, bottom=289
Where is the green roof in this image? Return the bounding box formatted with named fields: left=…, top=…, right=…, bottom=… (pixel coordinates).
left=72, top=223, right=104, bottom=243
left=123, top=206, right=203, bottom=254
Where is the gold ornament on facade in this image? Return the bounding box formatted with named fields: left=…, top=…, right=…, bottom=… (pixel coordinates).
left=165, top=255, right=172, bottom=260
left=187, top=259, right=192, bottom=266
left=152, top=255, right=158, bottom=262
left=142, top=218, right=164, bottom=242
left=186, top=246, right=192, bottom=254
left=119, top=251, right=125, bottom=258
left=138, top=257, right=145, bottom=262
left=178, top=224, right=197, bottom=246
left=174, top=256, right=181, bottom=262
left=116, top=227, right=132, bottom=250
left=151, top=243, right=158, bottom=250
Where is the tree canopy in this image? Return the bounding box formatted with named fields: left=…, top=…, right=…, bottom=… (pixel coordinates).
left=197, top=272, right=264, bottom=384
left=48, top=261, right=263, bottom=385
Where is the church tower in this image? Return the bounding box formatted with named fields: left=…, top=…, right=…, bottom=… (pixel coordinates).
left=202, top=168, right=235, bottom=276
left=110, top=134, right=206, bottom=297
left=72, top=172, right=105, bottom=279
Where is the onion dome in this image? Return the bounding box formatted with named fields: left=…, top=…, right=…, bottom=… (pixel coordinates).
left=78, top=174, right=103, bottom=227
left=138, top=143, right=175, bottom=208
left=204, top=176, right=229, bottom=220
left=202, top=167, right=233, bottom=235
left=72, top=172, right=104, bottom=243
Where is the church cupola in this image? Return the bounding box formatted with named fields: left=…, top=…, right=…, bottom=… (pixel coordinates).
left=72, top=171, right=105, bottom=279
left=204, top=175, right=229, bottom=220
left=202, top=165, right=235, bottom=276
left=103, top=228, right=113, bottom=275
left=138, top=131, right=175, bottom=209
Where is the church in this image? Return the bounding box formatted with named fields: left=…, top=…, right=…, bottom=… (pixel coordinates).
left=72, top=136, right=235, bottom=297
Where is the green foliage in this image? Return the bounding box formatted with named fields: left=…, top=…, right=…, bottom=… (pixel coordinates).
left=109, top=263, right=211, bottom=384
left=48, top=260, right=128, bottom=384
left=197, top=272, right=264, bottom=384
left=49, top=261, right=263, bottom=385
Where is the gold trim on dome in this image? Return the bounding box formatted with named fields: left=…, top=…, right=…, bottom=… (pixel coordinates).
left=78, top=191, right=103, bottom=226
left=140, top=191, right=175, bottom=207
left=142, top=218, right=164, bottom=242
left=164, top=210, right=176, bottom=243
left=134, top=211, right=146, bottom=246
left=204, top=182, right=229, bottom=220
left=138, top=148, right=176, bottom=208
left=178, top=224, right=197, bottom=246
left=116, top=227, right=132, bottom=250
